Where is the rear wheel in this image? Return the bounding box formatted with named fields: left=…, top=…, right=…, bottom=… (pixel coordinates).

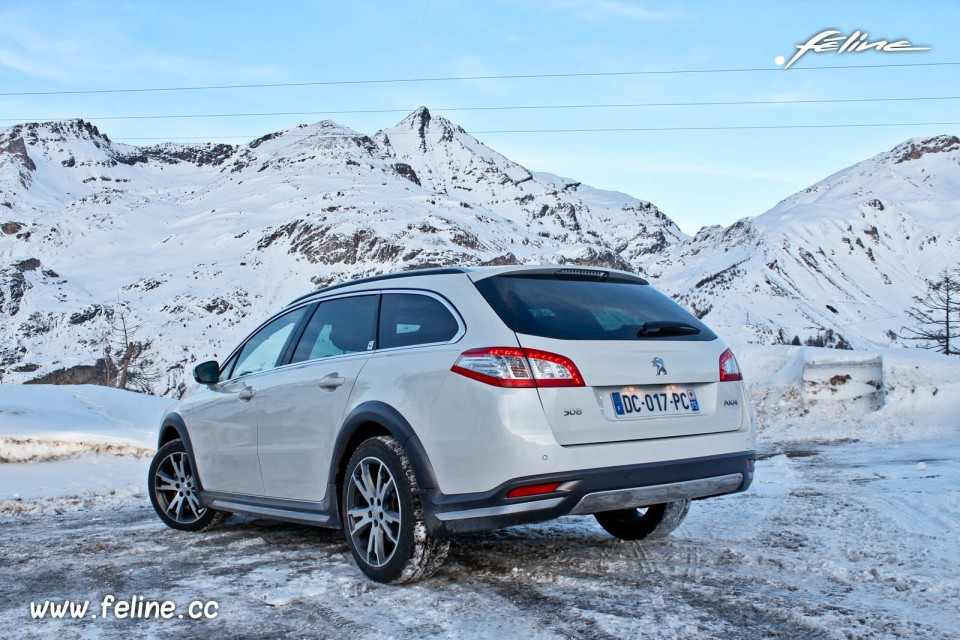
left=594, top=499, right=690, bottom=541
left=148, top=439, right=229, bottom=532
left=342, top=436, right=449, bottom=583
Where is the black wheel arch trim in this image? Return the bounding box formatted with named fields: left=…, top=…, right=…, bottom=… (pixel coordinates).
left=156, top=412, right=207, bottom=492
left=330, top=401, right=440, bottom=492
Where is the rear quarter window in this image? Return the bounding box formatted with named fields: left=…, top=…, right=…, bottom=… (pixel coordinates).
left=474, top=275, right=716, bottom=341
left=379, top=293, right=461, bottom=349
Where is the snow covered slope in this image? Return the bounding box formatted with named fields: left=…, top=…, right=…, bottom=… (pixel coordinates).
left=0, top=384, right=166, bottom=507
left=646, top=135, right=960, bottom=349
left=0, top=383, right=165, bottom=457
left=2, top=112, right=958, bottom=395
left=0, top=112, right=681, bottom=393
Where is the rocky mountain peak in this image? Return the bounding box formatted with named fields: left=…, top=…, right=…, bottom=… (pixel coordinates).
left=2, top=119, right=113, bottom=148
left=889, top=134, right=960, bottom=165
left=388, top=106, right=466, bottom=153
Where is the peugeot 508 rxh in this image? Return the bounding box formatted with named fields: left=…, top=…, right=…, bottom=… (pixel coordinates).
left=149, top=265, right=755, bottom=583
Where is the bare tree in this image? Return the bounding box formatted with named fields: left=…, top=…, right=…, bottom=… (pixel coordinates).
left=103, top=303, right=162, bottom=392
left=901, top=268, right=960, bottom=356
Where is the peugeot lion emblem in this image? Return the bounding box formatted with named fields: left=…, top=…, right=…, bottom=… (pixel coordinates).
left=652, top=357, right=667, bottom=376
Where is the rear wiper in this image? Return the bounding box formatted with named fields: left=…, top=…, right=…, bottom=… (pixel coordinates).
left=637, top=321, right=701, bottom=337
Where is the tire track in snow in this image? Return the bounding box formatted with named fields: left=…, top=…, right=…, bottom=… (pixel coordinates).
left=1, top=439, right=957, bottom=639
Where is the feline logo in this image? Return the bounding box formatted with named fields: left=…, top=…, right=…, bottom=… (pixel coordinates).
left=777, top=30, right=930, bottom=69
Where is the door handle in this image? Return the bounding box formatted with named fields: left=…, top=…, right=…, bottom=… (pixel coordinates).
left=238, top=387, right=256, bottom=401
left=319, top=374, right=346, bottom=391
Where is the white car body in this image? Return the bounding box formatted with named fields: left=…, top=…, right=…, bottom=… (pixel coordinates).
left=153, top=265, right=755, bottom=578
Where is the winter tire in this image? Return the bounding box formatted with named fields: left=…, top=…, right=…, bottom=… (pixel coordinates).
left=594, top=499, right=691, bottom=541
left=149, top=439, right=229, bottom=532
left=342, top=436, right=450, bottom=584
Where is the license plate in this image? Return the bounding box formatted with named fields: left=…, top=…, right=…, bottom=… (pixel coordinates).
left=611, top=388, right=700, bottom=419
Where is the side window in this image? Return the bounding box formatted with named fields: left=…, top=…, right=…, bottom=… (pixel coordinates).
left=229, top=308, right=307, bottom=379
left=378, top=293, right=460, bottom=349
left=291, top=295, right=378, bottom=363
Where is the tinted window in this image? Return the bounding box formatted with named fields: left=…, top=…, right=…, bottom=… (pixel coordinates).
left=378, top=294, right=460, bottom=349
left=291, top=295, right=378, bottom=363
left=229, top=307, right=307, bottom=379
left=474, top=275, right=716, bottom=341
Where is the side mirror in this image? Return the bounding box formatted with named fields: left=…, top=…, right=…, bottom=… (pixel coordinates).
left=193, top=360, right=220, bottom=385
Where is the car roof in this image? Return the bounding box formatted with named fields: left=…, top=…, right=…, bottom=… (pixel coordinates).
left=284, top=264, right=646, bottom=308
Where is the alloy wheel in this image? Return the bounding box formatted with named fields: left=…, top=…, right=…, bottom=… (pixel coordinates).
left=153, top=451, right=206, bottom=524
left=345, top=456, right=402, bottom=568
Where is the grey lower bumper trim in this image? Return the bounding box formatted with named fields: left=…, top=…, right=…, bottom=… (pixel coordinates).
left=435, top=497, right=565, bottom=522
left=569, top=473, right=744, bottom=515
left=210, top=500, right=330, bottom=525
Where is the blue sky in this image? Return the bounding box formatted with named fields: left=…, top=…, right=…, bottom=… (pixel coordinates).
left=0, top=1, right=957, bottom=235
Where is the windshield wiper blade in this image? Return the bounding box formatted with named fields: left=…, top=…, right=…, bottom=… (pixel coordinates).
left=637, top=321, right=701, bottom=336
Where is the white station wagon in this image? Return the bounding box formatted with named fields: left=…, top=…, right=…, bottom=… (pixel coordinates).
left=149, top=266, right=756, bottom=583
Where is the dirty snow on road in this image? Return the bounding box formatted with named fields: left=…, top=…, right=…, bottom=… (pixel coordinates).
left=0, top=347, right=958, bottom=638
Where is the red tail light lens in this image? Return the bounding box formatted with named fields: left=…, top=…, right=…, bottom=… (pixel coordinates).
left=451, top=347, right=535, bottom=388
left=452, top=347, right=584, bottom=388
left=719, top=348, right=742, bottom=382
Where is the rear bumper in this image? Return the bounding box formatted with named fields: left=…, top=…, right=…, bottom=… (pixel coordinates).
left=423, top=450, right=755, bottom=535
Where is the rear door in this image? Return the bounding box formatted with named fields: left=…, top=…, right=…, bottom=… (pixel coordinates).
left=473, top=272, right=746, bottom=445
left=256, top=294, right=379, bottom=502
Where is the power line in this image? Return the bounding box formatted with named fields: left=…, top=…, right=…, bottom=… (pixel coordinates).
left=2, top=61, right=958, bottom=97
left=4, top=95, right=958, bottom=123
left=471, top=122, right=960, bottom=134
left=112, top=121, right=960, bottom=142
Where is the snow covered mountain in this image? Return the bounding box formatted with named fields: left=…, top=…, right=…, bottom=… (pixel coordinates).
left=0, top=110, right=682, bottom=394
left=647, top=135, right=960, bottom=349
left=2, top=108, right=956, bottom=395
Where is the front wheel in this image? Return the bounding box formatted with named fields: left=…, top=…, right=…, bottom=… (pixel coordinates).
left=148, top=439, right=228, bottom=532
left=594, top=499, right=691, bottom=541
left=342, top=436, right=449, bottom=583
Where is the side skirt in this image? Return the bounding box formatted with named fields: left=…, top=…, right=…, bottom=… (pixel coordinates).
left=200, top=488, right=341, bottom=530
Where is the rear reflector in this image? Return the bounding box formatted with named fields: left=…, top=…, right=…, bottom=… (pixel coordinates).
left=451, top=347, right=584, bottom=388
left=506, top=482, right=562, bottom=499
left=719, top=348, right=743, bottom=382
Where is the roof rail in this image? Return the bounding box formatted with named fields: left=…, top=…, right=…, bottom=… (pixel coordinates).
left=285, top=267, right=471, bottom=307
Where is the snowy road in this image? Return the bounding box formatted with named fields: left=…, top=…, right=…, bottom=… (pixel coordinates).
left=1, top=438, right=957, bottom=639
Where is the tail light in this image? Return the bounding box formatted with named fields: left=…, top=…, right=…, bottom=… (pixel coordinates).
left=719, top=348, right=742, bottom=382
left=451, top=347, right=584, bottom=388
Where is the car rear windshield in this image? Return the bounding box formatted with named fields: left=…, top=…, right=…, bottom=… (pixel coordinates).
left=474, top=274, right=717, bottom=341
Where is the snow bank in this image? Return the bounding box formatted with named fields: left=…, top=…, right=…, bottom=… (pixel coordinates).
left=0, top=384, right=168, bottom=509
left=1, top=346, right=958, bottom=512
left=738, top=345, right=960, bottom=443
left=0, top=383, right=167, bottom=456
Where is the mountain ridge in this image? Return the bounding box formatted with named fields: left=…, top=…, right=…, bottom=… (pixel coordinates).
left=2, top=111, right=957, bottom=394
left=649, top=133, right=960, bottom=349
left=0, top=109, right=681, bottom=393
